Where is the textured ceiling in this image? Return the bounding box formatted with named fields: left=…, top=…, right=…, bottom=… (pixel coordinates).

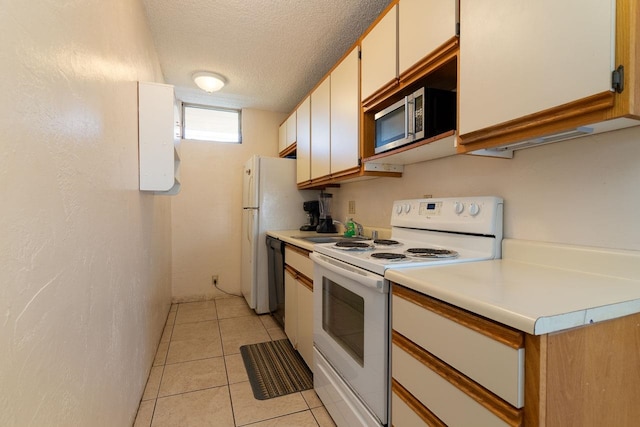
left=141, top=0, right=392, bottom=113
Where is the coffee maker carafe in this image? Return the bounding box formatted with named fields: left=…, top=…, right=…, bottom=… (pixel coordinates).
left=316, top=192, right=337, bottom=233
left=300, top=200, right=320, bottom=231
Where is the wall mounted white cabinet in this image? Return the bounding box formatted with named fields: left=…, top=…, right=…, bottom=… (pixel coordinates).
left=138, top=81, right=181, bottom=194
left=459, top=0, right=613, bottom=137
left=296, top=97, right=311, bottom=184
left=278, top=112, right=297, bottom=155
left=456, top=0, right=640, bottom=154
left=361, top=4, right=397, bottom=102
left=310, top=77, right=331, bottom=180
left=398, top=0, right=457, bottom=77
left=330, top=47, right=360, bottom=175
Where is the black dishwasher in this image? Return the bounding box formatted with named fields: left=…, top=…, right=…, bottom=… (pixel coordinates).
left=265, top=235, right=285, bottom=328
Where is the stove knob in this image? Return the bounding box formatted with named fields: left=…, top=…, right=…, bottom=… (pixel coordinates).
left=454, top=201, right=464, bottom=214
left=396, top=204, right=403, bottom=215
left=468, top=203, right=480, bottom=216
left=403, top=204, right=411, bottom=214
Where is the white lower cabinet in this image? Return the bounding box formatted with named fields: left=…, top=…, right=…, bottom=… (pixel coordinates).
left=284, top=245, right=314, bottom=368
left=284, top=270, right=298, bottom=346
left=391, top=284, right=524, bottom=426
left=296, top=283, right=313, bottom=366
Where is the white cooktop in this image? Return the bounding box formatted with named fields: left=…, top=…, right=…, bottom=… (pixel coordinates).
left=386, top=239, right=640, bottom=335
left=313, top=230, right=498, bottom=276
left=314, top=196, right=504, bottom=275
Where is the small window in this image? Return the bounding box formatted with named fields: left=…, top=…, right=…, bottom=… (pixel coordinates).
left=182, top=104, right=242, bottom=143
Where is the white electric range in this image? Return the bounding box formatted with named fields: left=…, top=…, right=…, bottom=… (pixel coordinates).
left=311, top=196, right=504, bottom=427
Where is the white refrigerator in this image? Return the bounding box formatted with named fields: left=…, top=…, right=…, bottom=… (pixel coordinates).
left=241, top=155, right=315, bottom=314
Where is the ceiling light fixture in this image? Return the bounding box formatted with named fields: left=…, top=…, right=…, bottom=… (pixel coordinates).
left=192, top=71, right=226, bottom=93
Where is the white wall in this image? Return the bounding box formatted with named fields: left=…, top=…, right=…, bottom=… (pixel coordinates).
left=171, top=109, right=286, bottom=301
left=0, top=1, right=172, bottom=426
left=333, top=126, right=640, bottom=251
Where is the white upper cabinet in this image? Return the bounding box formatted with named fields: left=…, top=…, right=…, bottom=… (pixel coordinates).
left=296, top=96, right=311, bottom=184
left=138, top=81, right=181, bottom=194
left=278, top=112, right=297, bottom=154
left=330, top=47, right=360, bottom=174
left=278, top=121, right=286, bottom=153
left=286, top=112, right=297, bottom=147
left=458, top=0, right=615, bottom=137
left=398, top=0, right=457, bottom=76
left=311, top=77, right=331, bottom=180
left=361, top=5, right=398, bottom=101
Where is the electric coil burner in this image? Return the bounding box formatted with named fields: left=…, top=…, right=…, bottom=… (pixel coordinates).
left=334, top=240, right=374, bottom=250
left=405, top=248, right=459, bottom=258
left=373, top=239, right=401, bottom=246
left=370, top=252, right=408, bottom=261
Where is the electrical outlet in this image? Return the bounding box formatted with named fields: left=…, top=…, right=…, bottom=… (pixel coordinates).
left=423, top=194, right=433, bottom=199
left=212, top=275, right=219, bottom=286
left=348, top=200, right=356, bottom=214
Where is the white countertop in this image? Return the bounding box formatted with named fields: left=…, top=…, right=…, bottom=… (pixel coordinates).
left=385, top=239, right=640, bottom=335
left=267, top=227, right=392, bottom=252
left=266, top=229, right=336, bottom=252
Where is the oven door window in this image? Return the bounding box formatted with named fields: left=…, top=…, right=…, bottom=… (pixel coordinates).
left=322, top=277, right=364, bottom=366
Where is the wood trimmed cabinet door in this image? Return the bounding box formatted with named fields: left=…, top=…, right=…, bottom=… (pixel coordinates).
left=457, top=0, right=625, bottom=152
left=330, top=47, right=360, bottom=175
left=398, top=0, right=457, bottom=77
left=283, top=245, right=314, bottom=368
left=310, top=77, right=331, bottom=180
left=361, top=4, right=398, bottom=102
left=296, top=96, right=311, bottom=185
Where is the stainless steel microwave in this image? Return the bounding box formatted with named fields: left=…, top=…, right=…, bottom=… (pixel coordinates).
left=374, top=87, right=456, bottom=154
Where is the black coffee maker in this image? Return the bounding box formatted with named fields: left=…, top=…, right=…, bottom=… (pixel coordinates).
left=300, top=200, right=320, bottom=231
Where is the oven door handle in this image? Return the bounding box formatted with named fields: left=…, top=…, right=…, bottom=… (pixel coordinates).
left=310, top=252, right=388, bottom=293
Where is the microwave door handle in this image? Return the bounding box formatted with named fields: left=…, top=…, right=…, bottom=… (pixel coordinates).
left=407, top=96, right=415, bottom=138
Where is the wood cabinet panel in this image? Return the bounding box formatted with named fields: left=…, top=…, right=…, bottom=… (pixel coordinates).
left=544, top=313, right=640, bottom=426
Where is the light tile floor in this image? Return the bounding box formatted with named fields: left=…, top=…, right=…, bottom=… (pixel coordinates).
left=134, top=296, right=336, bottom=427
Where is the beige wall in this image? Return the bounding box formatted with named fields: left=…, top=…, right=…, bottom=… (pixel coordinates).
left=171, top=109, right=286, bottom=301
left=0, top=1, right=172, bottom=426
left=333, top=126, right=640, bottom=251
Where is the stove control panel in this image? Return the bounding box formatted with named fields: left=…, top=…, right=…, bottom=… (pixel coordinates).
left=390, top=196, right=504, bottom=237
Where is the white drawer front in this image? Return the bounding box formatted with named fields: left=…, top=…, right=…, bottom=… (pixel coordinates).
left=392, top=390, right=438, bottom=427
left=393, top=343, right=511, bottom=427
left=393, top=295, right=524, bottom=408
left=285, top=246, right=313, bottom=278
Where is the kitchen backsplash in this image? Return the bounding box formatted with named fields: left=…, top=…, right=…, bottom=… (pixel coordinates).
left=333, top=125, right=640, bottom=252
